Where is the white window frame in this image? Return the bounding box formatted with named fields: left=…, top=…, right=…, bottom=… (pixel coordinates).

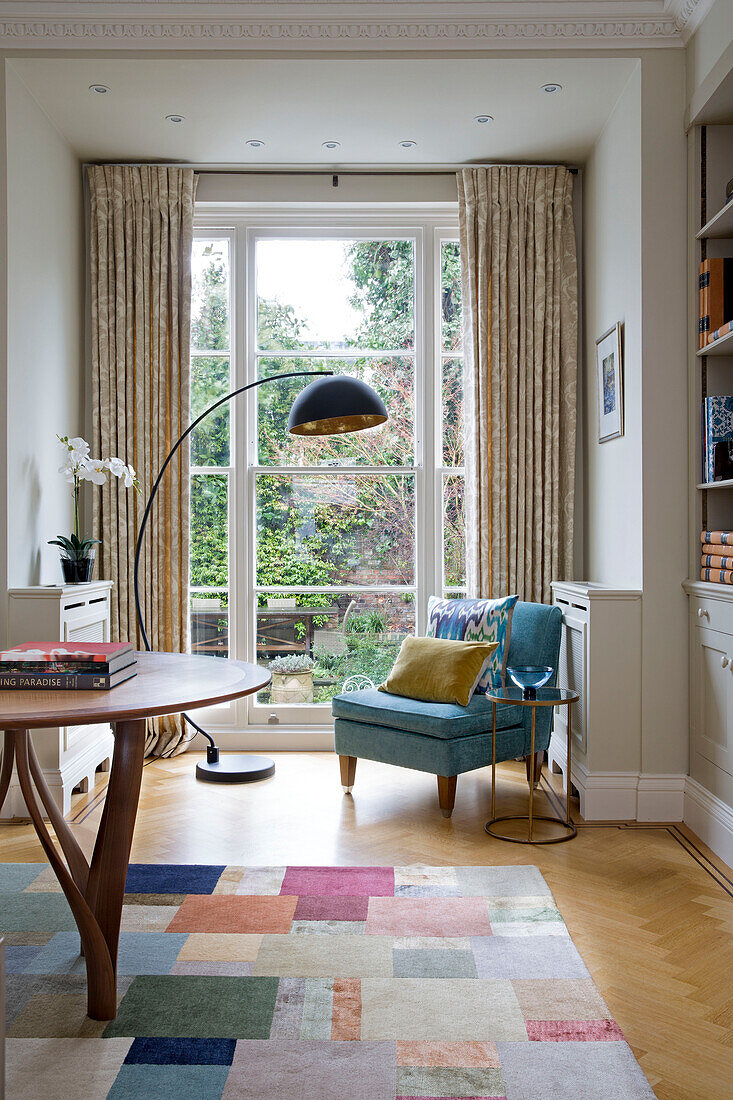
left=193, top=206, right=461, bottom=741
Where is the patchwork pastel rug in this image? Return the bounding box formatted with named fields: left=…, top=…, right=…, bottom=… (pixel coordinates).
left=2, top=863, right=655, bottom=1099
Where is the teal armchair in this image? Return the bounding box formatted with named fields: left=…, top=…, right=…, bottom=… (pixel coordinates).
left=331, top=601, right=562, bottom=817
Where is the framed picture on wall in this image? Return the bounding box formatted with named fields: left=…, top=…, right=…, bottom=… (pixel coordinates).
left=596, top=322, right=624, bottom=443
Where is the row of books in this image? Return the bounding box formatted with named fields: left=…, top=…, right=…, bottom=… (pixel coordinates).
left=0, top=642, right=136, bottom=690
left=702, top=395, right=733, bottom=484
left=699, top=258, right=733, bottom=348
left=701, top=530, right=733, bottom=585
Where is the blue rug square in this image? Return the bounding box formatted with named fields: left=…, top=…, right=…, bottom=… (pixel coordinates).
left=125, top=1037, right=237, bottom=1065
left=0, top=864, right=45, bottom=892
left=26, top=932, right=189, bottom=975
left=125, top=864, right=226, bottom=895
left=4, top=945, right=44, bottom=973
left=108, top=1063, right=230, bottom=1099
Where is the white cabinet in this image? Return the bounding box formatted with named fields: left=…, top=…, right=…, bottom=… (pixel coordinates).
left=550, top=582, right=642, bottom=821
left=685, top=583, right=733, bottom=785
left=1, top=582, right=115, bottom=818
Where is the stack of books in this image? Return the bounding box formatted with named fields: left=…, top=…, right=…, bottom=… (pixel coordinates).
left=701, top=531, right=733, bottom=585
left=702, top=395, right=733, bottom=483
left=699, top=258, right=733, bottom=348
left=0, top=642, right=136, bottom=690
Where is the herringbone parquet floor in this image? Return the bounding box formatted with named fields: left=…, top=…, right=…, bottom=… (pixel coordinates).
left=1, top=752, right=732, bottom=1098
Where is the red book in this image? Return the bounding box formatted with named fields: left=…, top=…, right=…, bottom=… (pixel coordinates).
left=0, top=642, right=134, bottom=671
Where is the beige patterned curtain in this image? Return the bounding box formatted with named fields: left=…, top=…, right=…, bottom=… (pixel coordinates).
left=88, top=165, right=197, bottom=756
left=457, top=166, right=578, bottom=604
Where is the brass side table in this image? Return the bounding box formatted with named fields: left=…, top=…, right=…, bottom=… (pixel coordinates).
left=484, top=686, right=579, bottom=844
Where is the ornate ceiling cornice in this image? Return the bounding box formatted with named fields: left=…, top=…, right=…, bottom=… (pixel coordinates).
left=0, top=1, right=714, bottom=51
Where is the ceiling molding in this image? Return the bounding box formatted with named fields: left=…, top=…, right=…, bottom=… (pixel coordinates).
left=0, top=2, right=698, bottom=51
left=670, top=0, right=714, bottom=42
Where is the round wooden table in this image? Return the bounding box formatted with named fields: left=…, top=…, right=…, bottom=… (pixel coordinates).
left=0, top=651, right=270, bottom=1021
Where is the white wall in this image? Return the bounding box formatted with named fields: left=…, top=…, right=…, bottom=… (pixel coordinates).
left=582, top=63, right=643, bottom=588
left=639, top=50, right=689, bottom=777
left=686, top=0, right=733, bottom=120
left=4, top=64, right=84, bottom=606
left=583, top=51, right=689, bottom=782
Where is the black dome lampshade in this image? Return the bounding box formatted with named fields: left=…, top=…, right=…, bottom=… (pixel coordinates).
left=288, top=375, right=388, bottom=437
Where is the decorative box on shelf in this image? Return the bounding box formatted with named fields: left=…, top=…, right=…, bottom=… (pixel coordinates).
left=1, top=581, right=115, bottom=819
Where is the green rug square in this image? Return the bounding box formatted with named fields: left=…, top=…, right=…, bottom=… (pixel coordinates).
left=104, top=976, right=279, bottom=1039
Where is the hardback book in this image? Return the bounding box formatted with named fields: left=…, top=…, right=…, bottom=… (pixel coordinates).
left=699, top=259, right=733, bottom=348
left=701, top=554, right=733, bottom=570
left=702, top=399, right=733, bottom=484
left=0, top=641, right=134, bottom=673
left=702, top=543, right=733, bottom=556
left=0, top=666, right=137, bottom=691
left=708, top=319, right=733, bottom=344
left=701, top=568, right=733, bottom=585
left=700, top=529, right=733, bottom=545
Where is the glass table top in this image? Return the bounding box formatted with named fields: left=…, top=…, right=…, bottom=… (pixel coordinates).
left=486, top=686, right=579, bottom=706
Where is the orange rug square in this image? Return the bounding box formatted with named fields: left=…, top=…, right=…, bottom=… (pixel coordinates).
left=166, top=894, right=297, bottom=934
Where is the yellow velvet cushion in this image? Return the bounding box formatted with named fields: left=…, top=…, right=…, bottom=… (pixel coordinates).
left=379, top=636, right=499, bottom=707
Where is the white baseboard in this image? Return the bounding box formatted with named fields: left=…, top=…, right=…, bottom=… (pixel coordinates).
left=183, top=728, right=336, bottom=753
left=683, top=778, right=733, bottom=869
left=637, top=775, right=686, bottom=822
left=547, top=734, right=684, bottom=822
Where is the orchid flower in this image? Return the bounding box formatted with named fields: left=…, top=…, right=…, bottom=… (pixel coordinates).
left=50, top=434, right=140, bottom=561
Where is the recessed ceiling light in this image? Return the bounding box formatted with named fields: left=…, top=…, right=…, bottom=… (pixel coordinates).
left=541, top=83, right=563, bottom=95
left=474, top=114, right=493, bottom=124
left=246, top=139, right=265, bottom=149
left=322, top=141, right=341, bottom=151
left=399, top=140, right=417, bottom=149
left=166, top=114, right=185, bottom=124
left=89, top=84, right=110, bottom=95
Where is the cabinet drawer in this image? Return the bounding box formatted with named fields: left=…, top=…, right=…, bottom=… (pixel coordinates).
left=690, top=596, right=733, bottom=636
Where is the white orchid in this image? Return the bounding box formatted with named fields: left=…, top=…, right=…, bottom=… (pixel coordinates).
left=79, top=458, right=108, bottom=485
left=106, top=456, right=126, bottom=477
left=51, top=433, right=140, bottom=563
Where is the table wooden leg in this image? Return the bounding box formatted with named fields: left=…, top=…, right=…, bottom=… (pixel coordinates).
left=85, top=719, right=146, bottom=1011
left=11, top=729, right=115, bottom=1019
left=0, top=731, right=15, bottom=812
left=7, top=720, right=145, bottom=1021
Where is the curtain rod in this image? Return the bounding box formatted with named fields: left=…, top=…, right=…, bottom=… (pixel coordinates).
left=86, top=162, right=578, bottom=176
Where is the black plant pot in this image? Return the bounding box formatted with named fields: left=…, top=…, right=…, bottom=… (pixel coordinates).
left=60, top=553, right=95, bottom=584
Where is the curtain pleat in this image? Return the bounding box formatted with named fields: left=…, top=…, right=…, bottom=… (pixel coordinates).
left=88, top=165, right=197, bottom=756
left=457, top=166, right=578, bottom=604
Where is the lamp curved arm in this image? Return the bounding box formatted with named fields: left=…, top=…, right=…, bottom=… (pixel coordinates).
left=133, top=370, right=332, bottom=661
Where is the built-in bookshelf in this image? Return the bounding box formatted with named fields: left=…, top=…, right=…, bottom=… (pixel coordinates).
left=692, top=124, right=733, bottom=558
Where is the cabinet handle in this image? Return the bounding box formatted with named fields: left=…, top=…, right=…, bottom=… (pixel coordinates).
left=698, top=607, right=710, bottom=619
left=722, top=656, right=729, bottom=669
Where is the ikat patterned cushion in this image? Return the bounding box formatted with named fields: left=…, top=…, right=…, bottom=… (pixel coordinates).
left=425, top=594, right=519, bottom=692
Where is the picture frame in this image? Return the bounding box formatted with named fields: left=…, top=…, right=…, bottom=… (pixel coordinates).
left=596, top=322, right=624, bottom=443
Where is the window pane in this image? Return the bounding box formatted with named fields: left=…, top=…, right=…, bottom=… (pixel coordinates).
left=257, top=238, right=414, bottom=351
left=255, top=473, right=415, bottom=587
left=442, top=356, right=464, bottom=468
left=192, top=239, right=230, bottom=352
left=443, top=474, right=465, bottom=588
left=191, top=473, right=228, bottom=588
left=255, top=591, right=415, bottom=703
left=441, top=241, right=462, bottom=352
left=257, top=357, right=413, bottom=466
left=191, top=356, right=230, bottom=466
left=190, top=590, right=229, bottom=658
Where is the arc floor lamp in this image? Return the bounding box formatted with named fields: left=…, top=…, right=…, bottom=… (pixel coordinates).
left=133, top=371, right=388, bottom=783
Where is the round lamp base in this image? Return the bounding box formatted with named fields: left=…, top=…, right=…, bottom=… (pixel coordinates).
left=195, top=754, right=276, bottom=784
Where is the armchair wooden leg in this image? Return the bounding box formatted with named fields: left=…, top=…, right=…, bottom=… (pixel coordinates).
left=525, top=750, right=544, bottom=789
left=437, top=775, right=457, bottom=818
left=339, top=755, right=357, bottom=794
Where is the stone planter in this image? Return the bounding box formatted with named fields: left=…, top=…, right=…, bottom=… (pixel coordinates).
left=270, top=670, right=314, bottom=704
